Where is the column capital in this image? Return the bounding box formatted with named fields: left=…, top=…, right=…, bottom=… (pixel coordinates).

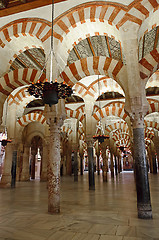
left=44, top=99, right=66, bottom=128
left=129, top=111, right=144, bottom=129
left=86, top=138, right=94, bottom=148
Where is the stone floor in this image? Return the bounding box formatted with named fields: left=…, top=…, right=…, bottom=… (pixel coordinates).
left=0, top=172, right=159, bottom=240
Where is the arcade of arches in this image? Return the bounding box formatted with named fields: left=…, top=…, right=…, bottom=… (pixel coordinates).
left=1, top=0, right=159, bottom=238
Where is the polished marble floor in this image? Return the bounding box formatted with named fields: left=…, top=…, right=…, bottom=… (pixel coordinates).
left=0, top=172, right=159, bottom=240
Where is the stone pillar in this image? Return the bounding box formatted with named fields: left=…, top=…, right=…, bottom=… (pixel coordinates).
left=79, top=152, right=83, bottom=175
left=114, top=156, right=118, bottom=176
left=79, top=142, right=84, bottom=176
left=87, top=139, right=95, bottom=190
left=48, top=122, right=61, bottom=213
left=31, top=149, right=37, bottom=180
left=11, top=150, right=17, bottom=188
left=40, top=141, right=48, bottom=181
left=73, top=148, right=78, bottom=182
left=101, top=143, right=107, bottom=182
left=95, top=143, right=100, bottom=175
left=117, top=157, right=121, bottom=173
left=153, top=130, right=159, bottom=170
left=97, top=154, right=100, bottom=175
left=66, top=142, right=72, bottom=175
left=44, top=100, right=65, bottom=214
left=149, top=142, right=157, bottom=174
left=0, top=142, right=15, bottom=187
left=131, top=113, right=152, bottom=219
left=21, top=144, right=30, bottom=181
left=110, top=151, right=114, bottom=178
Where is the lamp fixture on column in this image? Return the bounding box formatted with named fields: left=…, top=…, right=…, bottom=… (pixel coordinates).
left=0, top=98, right=12, bottom=147
left=27, top=0, right=73, bottom=107
left=93, top=75, right=109, bottom=143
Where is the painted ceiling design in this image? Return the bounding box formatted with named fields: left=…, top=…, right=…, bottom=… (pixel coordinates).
left=67, top=35, right=124, bottom=65
left=10, top=48, right=45, bottom=72
left=139, top=26, right=159, bottom=61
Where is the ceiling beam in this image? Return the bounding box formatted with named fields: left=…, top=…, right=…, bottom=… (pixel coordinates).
left=0, top=0, right=67, bottom=17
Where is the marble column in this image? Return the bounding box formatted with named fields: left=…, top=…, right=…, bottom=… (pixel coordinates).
left=0, top=142, right=15, bottom=187
left=40, top=142, right=48, bottom=181
left=118, top=157, right=121, bottom=173
left=73, top=148, right=78, bottom=182
left=149, top=143, right=157, bottom=174
left=95, top=143, right=100, bottom=175
left=153, top=130, right=159, bottom=170
left=79, top=153, right=83, bottom=175
left=11, top=150, right=17, bottom=188
left=110, top=151, right=114, bottom=178
left=97, top=154, right=100, bottom=175
left=31, top=149, right=37, bottom=180
left=48, top=122, right=61, bottom=213
left=101, top=143, right=107, bottom=182
left=87, top=139, right=95, bottom=190
left=66, top=145, right=72, bottom=175
left=114, top=156, right=118, bottom=176
left=21, top=144, right=30, bottom=181
left=44, top=100, right=65, bottom=214
left=131, top=113, right=152, bottom=219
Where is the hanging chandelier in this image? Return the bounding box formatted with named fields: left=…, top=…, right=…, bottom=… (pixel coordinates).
left=93, top=75, right=109, bottom=143
left=27, top=0, right=73, bottom=106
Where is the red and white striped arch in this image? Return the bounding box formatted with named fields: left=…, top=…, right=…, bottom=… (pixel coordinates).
left=93, top=101, right=128, bottom=122
left=78, top=126, right=85, bottom=137
left=0, top=18, right=50, bottom=75
left=112, top=131, right=130, bottom=142
left=54, top=0, right=158, bottom=67
left=105, top=121, right=129, bottom=133
left=8, top=87, right=30, bottom=106
left=65, top=105, right=85, bottom=122
left=61, top=125, right=73, bottom=136
left=146, top=70, right=159, bottom=88
left=145, top=127, right=154, bottom=140
left=74, top=76, right=124, bottom=100
left=53, top=0, right=158, bottom=43
left=59, top=56, right=124, bottom=87
left=147, top=98, right=159, bottom=114
left=139, top=48, right=159, bottom=80
left=144, top=120, right=159, bottom=131
left=17, top=113, right=46, bottom=127
left=145, top=138, right=151, bottom=149
left=0, top=18, right=51, bottom=49
left=0, top=68, right=46, bottom=101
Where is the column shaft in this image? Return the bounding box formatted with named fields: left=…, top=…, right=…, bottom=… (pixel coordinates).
left=110, top=152, right=114, bottom=178
left=74, top=151, right=78, bottom=182
left=0, top=143, right=14, bottom=187
left=97, top=155, right=100, bottom=175
left=133, top=128, right=152, bottom=219
left=21, top=145, right=30, bottom=181
left=80, top=155, right=83, bottom=175
left=48, top=123, right=61, bottom=214
left=31, top=155, right=36, bottom=179
left=88, top=144, right=95, bottom=190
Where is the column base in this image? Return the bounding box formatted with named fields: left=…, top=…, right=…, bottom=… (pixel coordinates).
left=103, top=171, right=107, bottom=182
left=89, top=185, right=95, bottom=190
left=0, top=174, right=11, bottom=188
left=0, top=182, right=11, bottom=188
left=138, top=203, right=152, bottom=219
left=74, top=175, right=78, bottom=182
left=48, top=206, right=60, bottom=214
left=40, top=172, right=47, bottom=181
left=20, top=175, right=30, bottom=181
